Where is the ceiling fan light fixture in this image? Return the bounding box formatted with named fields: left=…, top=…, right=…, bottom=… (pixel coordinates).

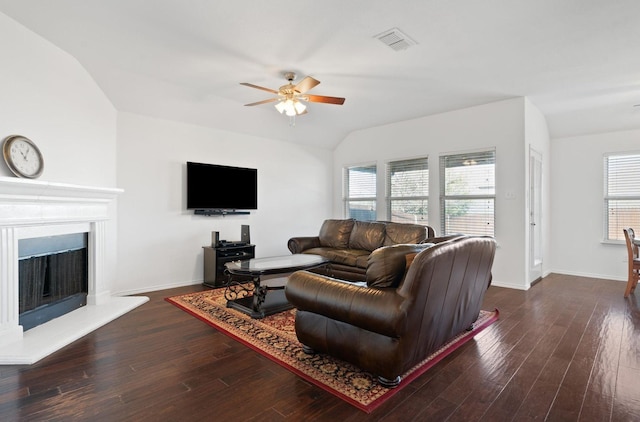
left=275, top=98, right=306, bottom=116
left=284, top=99, right=296, bottom=116
left=294, top=100, right=306, bottom=114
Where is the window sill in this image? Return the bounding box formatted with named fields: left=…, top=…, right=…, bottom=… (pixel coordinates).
left=600, top=239, right=625, bottom=246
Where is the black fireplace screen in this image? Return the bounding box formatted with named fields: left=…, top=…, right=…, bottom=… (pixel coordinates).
left=19, top=248, right=88, bottom=314
left=18, top=233, right=89, bottom=330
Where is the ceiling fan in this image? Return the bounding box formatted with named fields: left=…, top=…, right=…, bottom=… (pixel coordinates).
left=240, top=72, right=345, bottom=118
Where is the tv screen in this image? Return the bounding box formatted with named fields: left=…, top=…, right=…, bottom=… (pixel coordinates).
left=187, top=162, right=258, bottom=210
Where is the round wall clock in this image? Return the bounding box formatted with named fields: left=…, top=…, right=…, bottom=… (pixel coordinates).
left=2, top=135, right=44, bottom=179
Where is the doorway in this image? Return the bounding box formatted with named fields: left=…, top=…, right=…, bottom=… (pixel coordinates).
left=529, top=147, right=543, bottom=283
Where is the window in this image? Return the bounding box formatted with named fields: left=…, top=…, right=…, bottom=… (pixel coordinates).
left=440, top=149, right=495, bottom=236
left=604, top=153, right=640, bottom=241
left=344, top=164, right=376, bottom=221
left=387, top=157, right=429, bottom=225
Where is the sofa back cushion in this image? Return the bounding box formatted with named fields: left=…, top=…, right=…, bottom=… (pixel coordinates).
left=383, top=222, right=429, bottom=246
left=366, top=243, right=432, bottom=288
left=348, top=221, right=386, bottom=251
left=318, top=219, right=355, bottom=248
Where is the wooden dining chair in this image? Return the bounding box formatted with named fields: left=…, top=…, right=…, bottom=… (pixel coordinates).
left=623, top=228, right=640, bottom=297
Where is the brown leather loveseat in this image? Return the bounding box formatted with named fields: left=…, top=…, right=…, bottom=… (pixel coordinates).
left=285, top=235, right=497, bottom=387
left=287, top=218, right=435, bottom=282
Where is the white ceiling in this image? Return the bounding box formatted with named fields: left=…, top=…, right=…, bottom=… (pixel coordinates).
left=1, top=0, right=639, bottom=149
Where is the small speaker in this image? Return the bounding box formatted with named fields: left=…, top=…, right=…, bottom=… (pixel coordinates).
left=241, top=225, right=250, bottom=244
left=211, top=231, right=220, bottom=247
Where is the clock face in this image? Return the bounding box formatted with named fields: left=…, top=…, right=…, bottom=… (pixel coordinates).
left=2, top=135, right=44, bottom=178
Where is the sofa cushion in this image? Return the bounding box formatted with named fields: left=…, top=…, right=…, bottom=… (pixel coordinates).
left=348, top=221, right=386, bottom=251
left=355, top=254, right=369, bottom=269
left=366, top=243, right=432, bottom=288
left=383, top=222, right=428, bottom=246
left=304, top=247, right=370, bottom=267
left=318, top=219, right=355, bottom=249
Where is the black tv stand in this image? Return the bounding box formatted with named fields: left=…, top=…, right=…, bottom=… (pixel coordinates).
left=203, top=243, right=255, bottom=288
left=194, top=209, right=250, bottom=216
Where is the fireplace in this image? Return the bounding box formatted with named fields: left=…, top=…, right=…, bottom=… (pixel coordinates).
left=0, top=177, right=148, bottom=364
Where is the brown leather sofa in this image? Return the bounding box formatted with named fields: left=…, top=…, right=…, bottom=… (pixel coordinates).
left=287, top=218, right=435, bottom=282
left=285, top=235, right=496, bottom=387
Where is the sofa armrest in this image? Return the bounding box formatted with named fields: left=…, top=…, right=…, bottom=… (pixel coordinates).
left=287, top=236, right=321, bottom=254
left=425, top=234, right=466, bottom=244
left=285, top=270, right=406, bottom=338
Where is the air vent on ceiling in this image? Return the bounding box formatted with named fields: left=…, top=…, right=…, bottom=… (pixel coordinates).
left=374, top=27, right=417, bottom=51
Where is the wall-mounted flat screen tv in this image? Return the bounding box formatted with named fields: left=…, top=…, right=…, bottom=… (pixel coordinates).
left=187, top=161, right=258, bottom=210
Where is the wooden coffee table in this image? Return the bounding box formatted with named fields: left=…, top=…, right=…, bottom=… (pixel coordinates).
left=224, top=254, right=329, bottom=319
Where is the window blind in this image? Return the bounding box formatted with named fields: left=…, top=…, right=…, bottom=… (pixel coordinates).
left=604, top=153, right=640, bottom=241
left=387, top=157, right=429, bottom=225
left=344, top=164, right=377, bottom=221
left=440, top=149, right=495, bottom=236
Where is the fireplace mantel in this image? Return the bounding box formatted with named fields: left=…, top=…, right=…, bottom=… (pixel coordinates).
left=0, top=177, right=148, bottom=364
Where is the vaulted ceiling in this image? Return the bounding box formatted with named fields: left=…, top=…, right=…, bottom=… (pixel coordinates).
left=1, top=0, right=639, bottom=149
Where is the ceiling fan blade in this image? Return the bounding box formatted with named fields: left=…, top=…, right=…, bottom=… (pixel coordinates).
left=305, top=94, right=345, bottom=105
left=244, top=98, right=279, bottom=106
left=294, top=76, right=321, bottom=94
left=240, top=82, right=279, bottom=95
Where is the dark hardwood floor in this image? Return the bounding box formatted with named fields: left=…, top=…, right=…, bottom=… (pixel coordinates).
left=1, top=273, right=639, bottom=421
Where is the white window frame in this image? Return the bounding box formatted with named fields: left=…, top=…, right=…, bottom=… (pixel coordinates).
left=603, top=152, right=640, bottom=242
left=440, top=149, right=496, bottom=236
left=343, top=163, right=377, bottom=221
left=386, top=157, right=429, bottom=226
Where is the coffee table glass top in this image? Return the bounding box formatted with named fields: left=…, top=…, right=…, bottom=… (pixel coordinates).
left=225, top=254, right=329, bottom=276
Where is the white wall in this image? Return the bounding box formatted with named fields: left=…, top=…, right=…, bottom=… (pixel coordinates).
left=550, top=128, right=640, bottom=281
left=115, top=112, right=332, bottom=295
left=0, top=13, right=117, bottom=186
left=334, top=98, right=528, bottom=289
left=0, top=12, right=119, bottom=292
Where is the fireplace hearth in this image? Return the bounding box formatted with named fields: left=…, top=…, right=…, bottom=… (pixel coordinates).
left=0, top=177, right=148, bottom=364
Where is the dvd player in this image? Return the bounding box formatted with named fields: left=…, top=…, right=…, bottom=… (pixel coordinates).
left=218, top=241, right=247, bottom=247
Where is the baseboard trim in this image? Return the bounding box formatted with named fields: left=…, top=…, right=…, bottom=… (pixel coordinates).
left=546, top=269, right=625, bottom=282
left=490, top=280, right=530, bottom=290
left=115, top=279, right=204, bottom=296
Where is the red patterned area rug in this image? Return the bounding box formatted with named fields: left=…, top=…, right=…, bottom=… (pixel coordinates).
left=166, top=287, right=499, bottom=413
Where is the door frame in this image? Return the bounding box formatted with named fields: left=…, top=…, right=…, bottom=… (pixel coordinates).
left=528, top=147, right=543, bottom=284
